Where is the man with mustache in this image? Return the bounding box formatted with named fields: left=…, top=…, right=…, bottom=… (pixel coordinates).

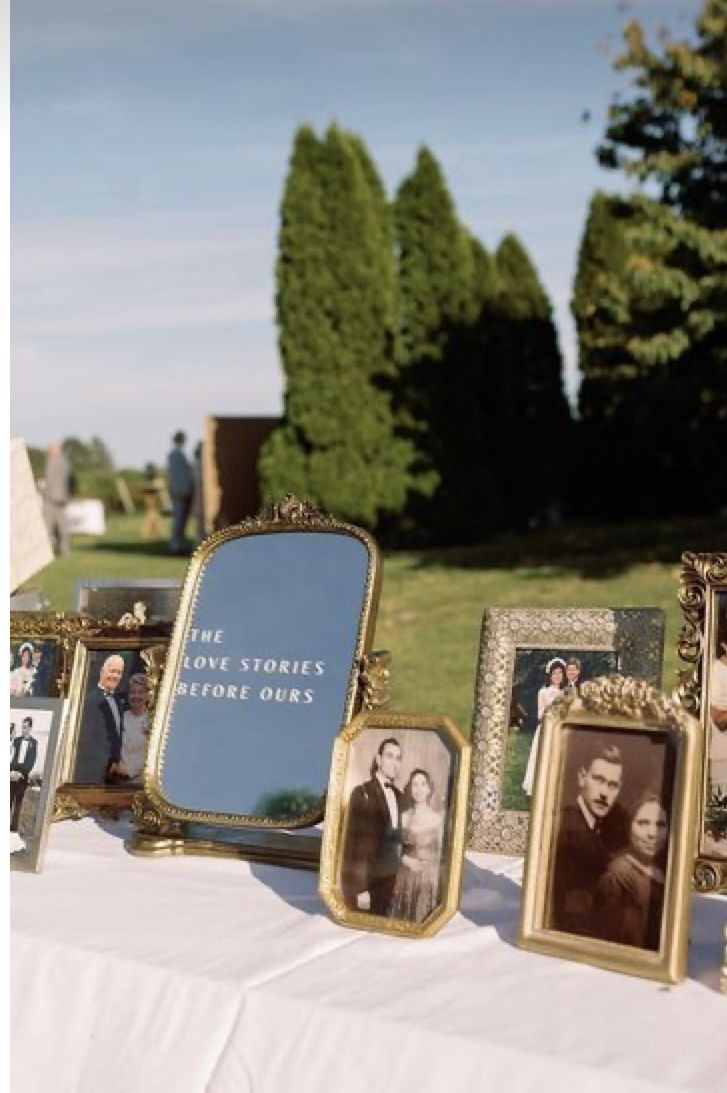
left=550, top=740, right=628, bottom=936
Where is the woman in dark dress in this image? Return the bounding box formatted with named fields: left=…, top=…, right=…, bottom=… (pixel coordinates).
left=592, top=789, right=668, bottom=951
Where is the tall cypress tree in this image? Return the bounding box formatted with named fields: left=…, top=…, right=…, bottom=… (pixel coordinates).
left=491, top=234, right=571, bottom=529
left=392, top=146, right=477, bottom=540
left=259, top=125, right=413, bottom=527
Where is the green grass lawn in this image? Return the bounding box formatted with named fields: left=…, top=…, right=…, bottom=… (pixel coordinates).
left=19, top=512, right=723, bottom=736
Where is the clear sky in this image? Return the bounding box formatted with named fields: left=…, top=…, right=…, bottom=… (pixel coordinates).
left=10, top=0, right=700, bottom=469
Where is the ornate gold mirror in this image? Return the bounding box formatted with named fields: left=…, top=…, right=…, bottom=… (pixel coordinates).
left=128, top=497, right=386, bottom=867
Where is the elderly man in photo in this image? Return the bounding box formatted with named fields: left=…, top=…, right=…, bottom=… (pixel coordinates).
left=551, top=740, right=629, bottom=936
left=709, top=612, right=727, bottom=800
left=10, top=717, right=38, bottom=831
left=341, top=737, right=404, bottom=915
left=74, top=654, right=129, bottom=784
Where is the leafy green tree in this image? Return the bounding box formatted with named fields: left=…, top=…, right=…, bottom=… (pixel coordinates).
left=259, top=125, right=413, bottom=527
left=590, top=1, right=727, bottom=513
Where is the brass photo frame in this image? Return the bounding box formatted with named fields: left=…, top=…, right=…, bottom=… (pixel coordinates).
left=468, top=607, right=665, bottom=855
left=129, top=496, right=386, bottom=868
left=678, top=551, right=727, bottom=892
left=319, top=712, right=471, bottom=938
left=518, top=676, right=701, bottom=984
left=55, top=635, right=167, bottom=819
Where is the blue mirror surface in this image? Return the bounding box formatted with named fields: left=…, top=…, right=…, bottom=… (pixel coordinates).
left=160, top=530, right=373, bottom=821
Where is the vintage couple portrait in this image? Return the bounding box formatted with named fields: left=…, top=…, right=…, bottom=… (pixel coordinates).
left=547, top=725, right=677, bottom=952
left=320, top=716, right=470, bottom=936
left=340, top=730, right=452, bottom=923
left=72, top=648, right=152, bottom=786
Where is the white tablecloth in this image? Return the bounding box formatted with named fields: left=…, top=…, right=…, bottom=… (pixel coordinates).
left=10, top=818, right=727, bottom=1093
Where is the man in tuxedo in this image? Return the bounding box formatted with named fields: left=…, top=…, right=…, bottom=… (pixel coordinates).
left=341, top=737, right=404, bottom=915
left=10, top=717, right=38, bottom=831
left=564, top=657, right=582, bottom=695
left=550, top=740, right=629, bottom=936
left=74, top=654, right=128, bottom=784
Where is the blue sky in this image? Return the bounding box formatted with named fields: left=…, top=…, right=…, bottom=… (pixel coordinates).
left=10, top=0, right=700, bottom=469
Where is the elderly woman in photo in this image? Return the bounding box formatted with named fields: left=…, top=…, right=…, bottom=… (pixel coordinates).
left=591, top=788, right=668, bottom=951
left=389, top=769, right=444, bottom=923
left=9, top=644, right=36, bottom=698
left=120, top=672, right=151, bottom=782
left=522, top=657, right=566, bottom=797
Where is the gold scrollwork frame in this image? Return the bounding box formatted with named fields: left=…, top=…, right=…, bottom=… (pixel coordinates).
left=129, top=496, right=385, bottom=865
left=319, top=711, right=471, bottom=939
left=468, top=607, right=665, bottom=855
left=54, top=634, right=168, bottom=820
left=678, top=551, right=727, bottom=892
left=518, top=676, right=702, bottom=984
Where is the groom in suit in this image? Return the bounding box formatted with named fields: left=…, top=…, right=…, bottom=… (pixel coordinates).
left=10, top=717, right=38, bottom=831
left=342, top=737, right=403, bottom=915
left=74, top=654, right=128, bottom=784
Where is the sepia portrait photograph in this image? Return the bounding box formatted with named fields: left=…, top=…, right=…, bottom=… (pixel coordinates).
left=10, top=698, right=66, bottom=872
left=9, top=637, right=61, bottom=699
left=67, top=644, right=152, bottom=788
left=545, top=724, right=677, bottom=952
left=320, top=713, right=471, bottom=938
left=519, top=676, right=702, bottom=983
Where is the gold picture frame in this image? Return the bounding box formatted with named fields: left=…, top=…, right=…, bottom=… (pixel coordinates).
left=55, top=635, right=168, bottom=819
left=468, top=607, right=665, bottom=855
left=319, top=712, right=471, bottom=939
left=518, top=676, right=701, bottom=984
left=678, top=551, right=727, bottom=892
left=129, top=495, right=387, bottom=868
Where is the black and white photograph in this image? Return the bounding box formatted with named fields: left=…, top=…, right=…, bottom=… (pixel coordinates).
left=10, top=698, right=66, bottom=872
left=340, top=727, right=453, bottom=924
left=546, top=724, right=678, bottom=952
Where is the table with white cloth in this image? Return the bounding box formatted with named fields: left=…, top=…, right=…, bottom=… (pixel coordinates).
left=10, top=817, right=727, bottom=1093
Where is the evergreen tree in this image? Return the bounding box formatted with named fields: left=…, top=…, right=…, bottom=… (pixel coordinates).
left=491, top=234, right=571, bottom=529
left=392, top=146, right=477, bottom=540
left=590, top=1, right=727, bottom=513
left=259, top=125, right=413, bottom=527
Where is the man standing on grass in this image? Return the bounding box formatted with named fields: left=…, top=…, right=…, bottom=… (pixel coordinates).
left=166, top=431, right=194, bottom=555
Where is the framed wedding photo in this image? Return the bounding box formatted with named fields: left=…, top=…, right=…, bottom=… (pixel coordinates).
left=518, top=676, right=701, bottom=984
left=9, top=613, right=66, bottom=698
left=56, top=635, right=167, bottom=816
left=678, top=552, right=727, bottom=891
left=10, top=698, right=66, bottom=872
left=319, top=712, right=471, bottom=939
left=468, top=607, right=665, bottom=855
